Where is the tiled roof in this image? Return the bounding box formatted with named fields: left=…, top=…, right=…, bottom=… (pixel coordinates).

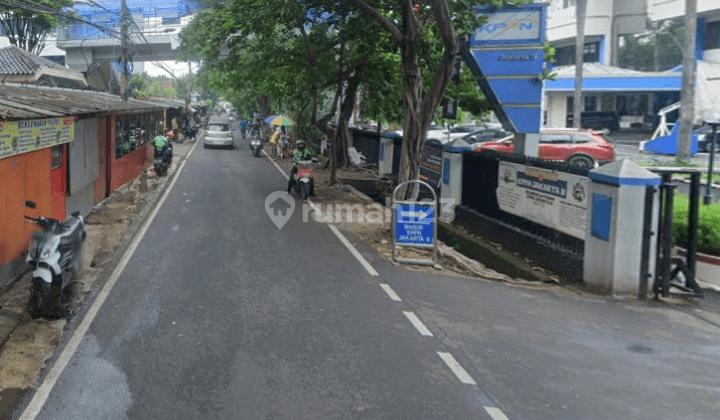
left=0, top=45, right=68, bottom=76
left=0, top=84, right=167, bottom=120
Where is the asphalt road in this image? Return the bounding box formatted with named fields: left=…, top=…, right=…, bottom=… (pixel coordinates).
left=16, top=127, right=720, bottom=420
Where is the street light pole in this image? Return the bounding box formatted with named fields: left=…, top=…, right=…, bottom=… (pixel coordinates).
left=120, top=0, right=129, bottom=101
left=704, top=121, right=719, bottom=205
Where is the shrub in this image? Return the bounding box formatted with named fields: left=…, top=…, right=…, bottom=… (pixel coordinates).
left=673, top=195, right=720, bottom=256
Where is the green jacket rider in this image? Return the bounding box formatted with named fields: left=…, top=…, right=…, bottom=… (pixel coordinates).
left=153, top=135, right=168, bottom=151
left=288, top=140, right=317, bottom=194
left=291, top=140, right=316, bottom=168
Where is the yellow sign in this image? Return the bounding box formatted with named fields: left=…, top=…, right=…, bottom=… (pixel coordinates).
left=0, top=117, right=75, bottom=160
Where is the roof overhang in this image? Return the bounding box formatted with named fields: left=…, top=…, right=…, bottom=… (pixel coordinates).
left=546, top=75, right=682, bottom=92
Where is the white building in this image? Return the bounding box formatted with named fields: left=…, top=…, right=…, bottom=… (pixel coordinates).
left=543, top=0, right=720, bottom=130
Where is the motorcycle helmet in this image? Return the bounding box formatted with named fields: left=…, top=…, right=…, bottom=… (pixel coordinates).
left=166, top=131, right=175, bottom=138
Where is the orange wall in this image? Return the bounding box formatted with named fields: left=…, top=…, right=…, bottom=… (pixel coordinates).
left=0, top=149, right=52, bottom=267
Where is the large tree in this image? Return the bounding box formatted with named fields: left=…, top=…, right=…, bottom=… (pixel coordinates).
left=0, top=0, right=74, bottom=55
left=345, top=0, right=461, bottom=193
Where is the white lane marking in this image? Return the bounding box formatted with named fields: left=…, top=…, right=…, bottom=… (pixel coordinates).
left=328, top=225, right=379, bottom=276
left=484, top=406, right=511, bottom=420
left=437, top=351, right=477, bottom=385
left=403, top=311, right=433, bottom=336
left=19, top=139, right=198, bottom=420
left=264, top=149, right=289, bottom=180
left=262, top=143, right=376, bottom=275
left=380, top=283, right=402, bottom=302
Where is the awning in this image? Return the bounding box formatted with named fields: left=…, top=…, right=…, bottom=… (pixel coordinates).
left=545, top=63, right=682, bottom=92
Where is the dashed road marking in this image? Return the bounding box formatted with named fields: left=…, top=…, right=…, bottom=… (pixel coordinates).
left=437, top=351, right=477, bottom=385
left=403, top=311, right=433, bottom=336
left=328, top=225, right=379, bottom=276
left=380, top=283, right=402, bottom=301
left=484, top=406, right=511, bottom=420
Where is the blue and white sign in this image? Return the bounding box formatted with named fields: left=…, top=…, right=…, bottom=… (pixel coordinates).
left=395, top=205, right=435, bottom=246
left=464, top=3, right=547, bottom=135
left=471, top=8, right=543, bottom=46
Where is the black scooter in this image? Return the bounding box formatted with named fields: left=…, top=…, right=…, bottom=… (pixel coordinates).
left=153, top=143, right=173, bottom=176
left=24, top=200, right=86, bottom=319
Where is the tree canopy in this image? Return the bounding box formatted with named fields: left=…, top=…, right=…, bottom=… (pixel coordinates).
left=179, top=0, right=509, bottom=185
left=0, top=0, right=74, bottom=55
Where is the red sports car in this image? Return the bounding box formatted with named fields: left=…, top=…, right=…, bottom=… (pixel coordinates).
left=474, top=129, right=616, bottom=169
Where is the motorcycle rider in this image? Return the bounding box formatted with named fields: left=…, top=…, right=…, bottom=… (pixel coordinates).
left=287, top=140, right=317, bottom=194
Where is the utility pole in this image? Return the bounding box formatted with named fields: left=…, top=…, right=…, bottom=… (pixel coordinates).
left=120, top=0, right=129, bottom=101
left=678, top=0, right=697, bottom=160
left=573, top=0, right=587, bottom=129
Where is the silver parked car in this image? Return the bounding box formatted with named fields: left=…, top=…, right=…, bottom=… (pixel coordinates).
left=204, top=120, right=234, bottom=149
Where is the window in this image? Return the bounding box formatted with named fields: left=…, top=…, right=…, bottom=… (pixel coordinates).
left=116, top=114, right=130, bottom=159
left=540, top=133, right=573, bottom=144
left=705, top=21, right=720, bottom=51
left=51, top=145, right=63, bottom=169
left=554, top=41, right=601, bottom=66
left=566, top=96, right=598, bottom=114
left=616, top=94, right=649, bottom=116
left=584, top=96, right=597, bottom=112
left=572, top=133, right=593, bottom=143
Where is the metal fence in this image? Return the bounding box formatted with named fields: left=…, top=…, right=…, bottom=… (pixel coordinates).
left=460, top=150, right=590, bottom=269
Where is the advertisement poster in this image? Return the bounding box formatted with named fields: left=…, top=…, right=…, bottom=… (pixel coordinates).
left=497, top=161, right=588, bottom=239
left=0, top=117, right=75, bottom=160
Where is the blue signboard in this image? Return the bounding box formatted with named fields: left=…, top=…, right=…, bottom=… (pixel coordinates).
left=470, top=4, right=545, bottom=47
left=395, top=205, right=435, bottom=246
left=464, top=3, right=547, bottom=135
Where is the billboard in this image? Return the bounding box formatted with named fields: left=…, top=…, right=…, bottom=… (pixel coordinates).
left=0, top=117, right=76, bottom=160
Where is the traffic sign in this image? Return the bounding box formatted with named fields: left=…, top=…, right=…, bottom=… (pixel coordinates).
left=395, top=205, right=435, bottom=246
left=392, top=180, right=438, bottom=266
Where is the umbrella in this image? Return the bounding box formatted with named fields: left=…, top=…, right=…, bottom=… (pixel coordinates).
left=264, top=115, right=278, bottom=123
left=269, top=115, right=295, bottom=126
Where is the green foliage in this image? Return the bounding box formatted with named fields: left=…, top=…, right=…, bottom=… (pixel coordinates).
left=128, top=73, right=177, bottom=98
left=619, top=22, right=684, bottom=72
left=0, top=0, right=74, bottom=54
left=673, top=195, right=720, bottom=256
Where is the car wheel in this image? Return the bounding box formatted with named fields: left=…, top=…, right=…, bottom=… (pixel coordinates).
left=566, top=155, right=595, bottom=169
left=704, top=142, right=719, bottom=153
left=203, top=143, right=209, bottom=149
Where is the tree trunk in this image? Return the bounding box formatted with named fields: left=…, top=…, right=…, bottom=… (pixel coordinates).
left=678, top=0, right=697, bottom=161
left=573, top=0, right=587, bottom=129
left=335, top=79, right=359, bottom=170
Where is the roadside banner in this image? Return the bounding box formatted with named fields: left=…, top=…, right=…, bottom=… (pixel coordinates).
left=497, top=161, right=589, bottom=239
left=0, top=117, right=75, bottom=160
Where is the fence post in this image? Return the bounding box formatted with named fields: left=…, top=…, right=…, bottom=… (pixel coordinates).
left=441, top=147, right=465, bottom=216
left=378, top=136, right=395, bottom=175
left=584, top=160, right=661, bottom=297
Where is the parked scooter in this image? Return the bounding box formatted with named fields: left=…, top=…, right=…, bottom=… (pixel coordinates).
left=24, top=200, right=86, bottom=319
left=292, top=160, right=315, bottom=199
left=153, top=144, right=173, bottom=176
left=153, top=134, right=174, bottom=176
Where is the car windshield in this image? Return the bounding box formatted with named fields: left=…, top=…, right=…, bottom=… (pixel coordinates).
left=208, top=124, right=229, bottom=131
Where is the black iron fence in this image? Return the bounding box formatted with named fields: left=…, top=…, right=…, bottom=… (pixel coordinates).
left=458, top=150, right=591, bottom=280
